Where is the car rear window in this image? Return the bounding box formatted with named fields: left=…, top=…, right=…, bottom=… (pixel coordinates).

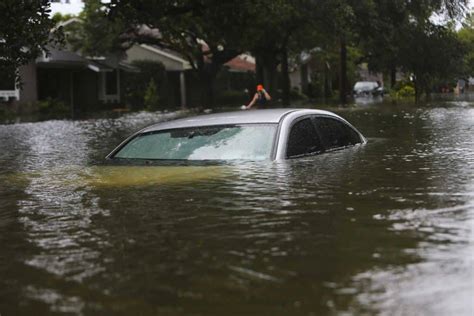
left=112, top=124, right=277, bottom=161
left=313, top=117, right=362, bottom=150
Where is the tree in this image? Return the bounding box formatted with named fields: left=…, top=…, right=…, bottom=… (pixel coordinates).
left=108, top=0, right=255, bottom=108
left=0, top=0, right=59, bottom=78
left=375, top=0, right=468, bottom=101
left=66, top=0, right=126, bottom=56
left=247, top=0, right=321, bottom=106
left=315, top=0, right=469, bottom=104
left=109, top=0, right=322, bottom=107
left=458, top=12, right=474, bottom=77
left=398, top=23, right=466, bottom=101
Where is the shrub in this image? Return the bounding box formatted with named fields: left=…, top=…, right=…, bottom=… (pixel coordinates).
left=123, top=60, right=166, bottom=109
left=144, top=78, right=160, bottom=110
left=396, top=85, right=416, bottom=98
left=37, top=98, right=69, bottom=118
left=389, top=80, right=416, bottom=99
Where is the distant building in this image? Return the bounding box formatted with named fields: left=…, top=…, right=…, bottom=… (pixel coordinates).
left=289, top=51, right=314, bottom=94
left=126, top=44, right=256, bottom=108
left=1, top=17, right=257, bottom=111
left=1, top=46, right=135, bottom=113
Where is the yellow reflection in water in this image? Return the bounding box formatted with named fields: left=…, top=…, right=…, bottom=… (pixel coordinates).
left=87, top=165, right=227, bottom=187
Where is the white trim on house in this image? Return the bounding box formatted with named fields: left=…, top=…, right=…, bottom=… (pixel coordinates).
left=0, top=67, right=19, bottom=101
left=55, top=17, right=83, bottom=29
left=98, top=70, right=120, bottom=103
left=87, top=64, right=101, bottom=72
left=140, top=44, right=192, bottom=69
left=0, top=89, right=20, bottom=102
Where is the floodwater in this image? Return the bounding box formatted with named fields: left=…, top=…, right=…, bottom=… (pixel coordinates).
left=0, top=99, right=473, bottom=315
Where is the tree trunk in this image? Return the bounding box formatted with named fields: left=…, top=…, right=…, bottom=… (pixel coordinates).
left=414, top=77, right=419, bottom=104
left=324, top=60, right=331, bottom=100
left=390, top=66, right=397, bottom=88
left=256, top=54, right=264, bottom=85
left=198, top=64, right=218, bottom=108
left=263, top=57, right=278, bottom=98
left=281, top=46, right=290, bottom=107
left=339, top=35, right=348, bottom=105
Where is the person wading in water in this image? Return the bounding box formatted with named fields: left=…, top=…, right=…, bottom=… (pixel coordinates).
left=244, top=84, right=271, bottom=110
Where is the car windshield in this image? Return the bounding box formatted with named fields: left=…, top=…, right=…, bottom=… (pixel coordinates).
left=113, top=124, right=277, bottom=161
left=354, top=82, right=378, bottom=90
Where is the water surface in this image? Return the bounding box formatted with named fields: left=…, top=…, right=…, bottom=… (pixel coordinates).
left=0, top=101, right=473, bottom=315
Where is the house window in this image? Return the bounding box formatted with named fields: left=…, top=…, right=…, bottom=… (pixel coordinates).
left=99, top=69, right=120, bottom=103
left=0, top=68, right=15, bottom=91
left=0, top=68, right=19, bottom=101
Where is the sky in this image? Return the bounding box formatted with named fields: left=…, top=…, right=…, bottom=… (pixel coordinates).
left=50, top=0, right=84, bottom=16
left=50, top=0, right=473, bottom=20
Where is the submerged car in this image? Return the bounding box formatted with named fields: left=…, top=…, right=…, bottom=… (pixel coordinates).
left=107, top=109, right=367, bottom=161
left=353, top=81, right=384, bottom=97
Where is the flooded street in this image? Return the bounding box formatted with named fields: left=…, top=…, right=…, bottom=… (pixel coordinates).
left=0, top=100, right=473, bottom=315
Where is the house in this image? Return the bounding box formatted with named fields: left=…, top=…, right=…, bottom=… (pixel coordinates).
left=0, top=69, right=19, bottom=102
left=2, top=14, right=258, bottom=112
left=125, top=44, right=192, bottom=108
left=289, top=51, right=314, bottom=94
left=0, top=45, right=135, bottom=114
left=126, top=44, right=256, bottom=108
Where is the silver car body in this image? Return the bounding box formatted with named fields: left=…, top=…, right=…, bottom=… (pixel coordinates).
left=107, top=108, right=367, bottom=161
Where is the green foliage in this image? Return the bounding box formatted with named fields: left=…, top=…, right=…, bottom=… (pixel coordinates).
left=67, top=0, right=125, bottom=56
left=397, top=23, right=466, bottom=99
left=458, top=13, right=474, bottom=76
left=52, top=13, right=75, bottom=25
left=77, top=0, right=471, bottom=107
left=37, top=98, right=69, bottom=119
left=0, top=0, right=60, bottom=77
left=395, top=85, right=416, bottom=99
left=123, top=60, right=166, bottom=109
left=322, top=0, right=468, bottom=101
left=388, top=80, right=416, bottom=99
left=144, top=78, right=160, bottom=110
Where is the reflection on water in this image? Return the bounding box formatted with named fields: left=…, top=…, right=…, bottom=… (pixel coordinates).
left=0, top=103, right=473, bottom=315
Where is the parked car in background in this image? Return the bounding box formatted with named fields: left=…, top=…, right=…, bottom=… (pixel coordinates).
left=107, top=109, right=367, bottom=162
left=353, top=81, right=384, bottom=97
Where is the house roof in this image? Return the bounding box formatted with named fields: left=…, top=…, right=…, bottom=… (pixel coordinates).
left=36, top=47, right=89, bottom=66
left=139, top=44, right=192, bottom=68
left=36, top=46, right=136, bottom=72
left=225, top=55, right=255, bottom=73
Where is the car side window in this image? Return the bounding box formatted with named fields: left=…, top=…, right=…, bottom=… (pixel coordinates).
left=313, top=117, right=361, bottom=150
left=286, top=118, right=323, bottom=158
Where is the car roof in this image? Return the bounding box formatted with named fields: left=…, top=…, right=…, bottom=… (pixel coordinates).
left=140, top=108, right=337, bottom=133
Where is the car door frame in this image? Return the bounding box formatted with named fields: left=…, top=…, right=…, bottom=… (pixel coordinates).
left=274, top=111, right=366, bottom=160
